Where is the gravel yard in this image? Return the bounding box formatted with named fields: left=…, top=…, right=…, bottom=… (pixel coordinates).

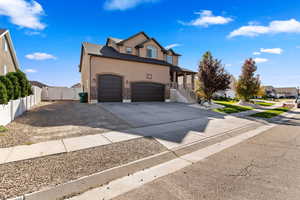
left=0, top=101, right=131, bottom=148
left=0, top=137, right=166, bottom=199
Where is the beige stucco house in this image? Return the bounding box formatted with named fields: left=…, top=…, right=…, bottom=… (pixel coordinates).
left=0, top=29, right=19, bottom=75
left=79, top=32, right=196, bottom=103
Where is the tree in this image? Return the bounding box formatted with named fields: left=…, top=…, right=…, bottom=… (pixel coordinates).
left=198, top=51, right=231, bottom=102
left=6, top=73, right=20, bottom=100
left=257, top=86, right=266, bottom=98
left=0, top=76, right=14, bottom=101
left=236, top=58, right=261, bottom=101
left=0, top=81, right=8, bottom=104
left=14, top=70, right=28, bottom=97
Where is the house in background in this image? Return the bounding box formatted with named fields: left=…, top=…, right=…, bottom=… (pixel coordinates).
left=79, top=31, right=196, bottom=103
left=274, top=87, right=298, bottom=98
left=0, top=29, right=19, bottom=75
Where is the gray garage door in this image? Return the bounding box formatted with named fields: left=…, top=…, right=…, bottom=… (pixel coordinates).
left=98, top=75, right=122, bottom=102
left=131, top=82, right=165, bottom=102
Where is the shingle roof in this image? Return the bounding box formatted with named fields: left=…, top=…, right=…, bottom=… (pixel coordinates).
left=81, top=42, right=196, bottom=73
left=0, top=29, right=7, bottom=36
left=109, top=37, right=123, bottom=43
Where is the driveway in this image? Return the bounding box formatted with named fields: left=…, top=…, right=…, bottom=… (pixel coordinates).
left=100, top=102, right=220, bottom=128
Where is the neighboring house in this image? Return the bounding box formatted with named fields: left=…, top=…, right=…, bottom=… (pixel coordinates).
left=71, top=83, right=81, bottom=88
left=79, top=31, right=196, bottom=103
left=264, top=85, right=277, bottom=97
left=274, top=87, right=298, bottom=98
left=0, top=29, right=19, bottom=75
left=29, top=80, right=49, bottom=88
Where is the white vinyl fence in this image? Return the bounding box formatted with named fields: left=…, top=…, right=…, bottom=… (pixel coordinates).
left=41, top=87, right=82, bottom=101
left=0, top=86, right=42, bottom=126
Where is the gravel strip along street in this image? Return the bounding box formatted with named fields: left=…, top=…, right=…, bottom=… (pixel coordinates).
left=0, top=137, right=166, bottom=199
left=0, top=101, right=131, bottom=148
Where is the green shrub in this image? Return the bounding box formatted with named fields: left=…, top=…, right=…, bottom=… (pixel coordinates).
left=27, top=82, right=33, bottom=95
left=0, top=76, right=13, bottom=101
left=0, top=81, right=8, bottom=104
left=6, top=73, right=20, bottom=99
left=14, top=70, right=28, bottom=97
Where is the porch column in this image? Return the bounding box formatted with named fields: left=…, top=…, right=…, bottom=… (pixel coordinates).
left=191, top=73, right=195, bottom=91
left=183, top=72, right=187, bottom=89
left=172, top=71, right=177, bottom=88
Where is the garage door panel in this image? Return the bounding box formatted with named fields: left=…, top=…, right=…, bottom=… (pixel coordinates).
left=132, top=82, right=165, bottom=102
left=98, top=75, right=122, bottom=102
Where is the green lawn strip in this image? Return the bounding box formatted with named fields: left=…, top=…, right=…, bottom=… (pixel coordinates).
left=0, top=125, right=8, bottom=133
left=250, top=107, right=290, bottom=118
left=213, top=100, right=253, bottom=114
left=254, top=101, right=275, bottom=107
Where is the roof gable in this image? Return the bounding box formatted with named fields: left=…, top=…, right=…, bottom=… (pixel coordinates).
left=0, top=30, right=19, bottom=70
left=117, top=32, right=150, bottom=46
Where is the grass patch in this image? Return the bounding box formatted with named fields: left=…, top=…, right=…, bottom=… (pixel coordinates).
left=254, top=101, right=275, bottom=107
left=0, top=125, right=8, bottom=132
left=250, top=107, right=290, bottom=118
left=213, top=101, right=253, bottom=114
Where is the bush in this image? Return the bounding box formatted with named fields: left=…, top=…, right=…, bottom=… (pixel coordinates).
left=14, top=70, right=28, bottom=97
left=27, top=82, right=33, bottom=95
left=0, top=76, right=13, bottom=101
left=6, top=73, right=20, bottom=99
left=0, top=81, right=8, bottom=104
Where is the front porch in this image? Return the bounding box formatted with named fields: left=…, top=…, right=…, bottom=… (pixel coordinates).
left=170, top=67, right=197, bottom=90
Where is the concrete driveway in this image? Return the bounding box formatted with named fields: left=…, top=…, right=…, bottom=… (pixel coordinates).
left=100, top=102, right=259, bottom=149
left=100, top=102, right=220, bottom=128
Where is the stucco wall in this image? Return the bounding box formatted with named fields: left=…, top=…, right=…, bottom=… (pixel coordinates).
left=119, top=34, right=148, bottom=55
left=0, top=34, right=17, bottom=75
left=89, top=56, right=170, bottom=101
left=80, top=48, right=91, bottom=98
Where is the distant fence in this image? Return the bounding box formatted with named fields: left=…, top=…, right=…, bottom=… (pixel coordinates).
left=41, top=87, right=82, bottom=101
left=0, top=86, right=42, bottom=126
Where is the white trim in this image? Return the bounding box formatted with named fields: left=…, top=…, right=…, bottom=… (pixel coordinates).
left=122, top=99, right=131, bottom=103
left=165, top=99, right=171, bottom=102
left=0, top=30, right=8, bottom=38
left=90, top=100, right=97, bottom=104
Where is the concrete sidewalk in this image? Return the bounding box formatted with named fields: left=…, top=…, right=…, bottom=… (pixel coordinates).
left=0, top=113, right=262, bottom=165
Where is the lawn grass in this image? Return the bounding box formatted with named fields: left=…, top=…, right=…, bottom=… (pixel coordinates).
left=254, top=101, right=275, bottom=107
left=213, top=100, right=253, bottom=114
left=0, top=125, right=8, bottom=132
left=250, top=107, right=290, bottom=118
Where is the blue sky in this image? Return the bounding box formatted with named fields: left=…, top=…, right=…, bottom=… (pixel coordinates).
left=0, top=0, right=299, bottom=87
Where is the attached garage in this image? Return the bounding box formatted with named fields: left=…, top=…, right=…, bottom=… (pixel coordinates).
left=131, top=82, right=165, bottom=102
left=98, top=74, right=123, bottom=102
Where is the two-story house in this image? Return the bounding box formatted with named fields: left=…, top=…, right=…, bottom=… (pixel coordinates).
left=79, top=31, right=196, bottom=103
left=0, top=29, right=19, bottom=75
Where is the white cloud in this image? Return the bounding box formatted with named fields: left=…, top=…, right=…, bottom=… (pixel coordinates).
left=260, top=48, right=283, bottom=54
left=25, top=52, right=56, bottom=60
left=253, top=52, right=261, bottom=55
left=179, top=10, right=233, bottom=27
left=25, top=68, right=37, bottom=73
left=104, top=0, right=157, bottom=10
left=228, top=19, right=300, bottom=38
left=165, top=43, right=181, bottom=49
left=254, top=57, right=268, bottom=63
left=0, top=0, right=46, bottom=30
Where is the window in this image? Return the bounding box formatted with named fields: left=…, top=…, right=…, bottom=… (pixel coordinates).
left=3, top=37, right=8, bottom=52
left=146, top=45, right=157, bottom=58
left=126, top=47, right=132, bottom=54
left=3, top=65, right=7, bottom=75
left=167, top=55, right=173, bottom=64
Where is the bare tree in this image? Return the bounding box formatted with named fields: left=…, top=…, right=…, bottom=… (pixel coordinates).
left=198, top=51, right=231, bottom=102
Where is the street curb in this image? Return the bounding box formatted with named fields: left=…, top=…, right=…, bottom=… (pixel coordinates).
left=7, top=122, right=264, bottom=200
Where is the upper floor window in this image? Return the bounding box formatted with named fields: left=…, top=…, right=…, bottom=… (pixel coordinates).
left=126, top=47, right=132, bottom=54
left=167, top=55, right=173, bottom=64
left=3, top=37, right=8, bottom=52
left=3, top=65, right=7, bottom=75
left=146, top=45, right=157, bottom=58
